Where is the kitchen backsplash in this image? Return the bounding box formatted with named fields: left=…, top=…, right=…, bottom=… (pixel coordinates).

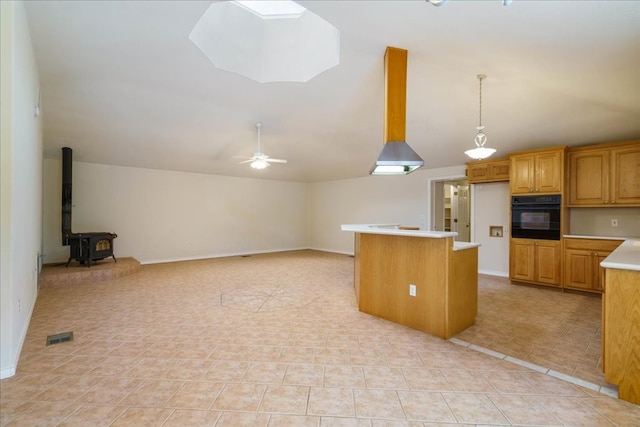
left=569, top=207, right=640, bottom=238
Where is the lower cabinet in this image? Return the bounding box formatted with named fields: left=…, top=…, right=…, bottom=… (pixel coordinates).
left=564, top=238, right=622, bottom=293
left=510, top=238, right=561, bottom=287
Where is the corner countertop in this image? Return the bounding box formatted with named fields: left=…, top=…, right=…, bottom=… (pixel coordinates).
left=564, top=234, right=633, bottom=241
left=340, top=224, right=480, bottom=251
left=600, top=239, right=640, bottom=271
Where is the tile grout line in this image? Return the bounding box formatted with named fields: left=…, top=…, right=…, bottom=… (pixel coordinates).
left=448, top=337, right=618, bottom=398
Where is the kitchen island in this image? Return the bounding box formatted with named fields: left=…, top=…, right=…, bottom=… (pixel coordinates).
left=601, top=239, right=640, bottom=405
left=341, top=224, right=480, bottom=339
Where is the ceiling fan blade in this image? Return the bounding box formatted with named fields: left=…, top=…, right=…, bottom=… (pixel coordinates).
left=266, top=158, right=287, bottom=163
left=238, top=159, right=254, bottom=164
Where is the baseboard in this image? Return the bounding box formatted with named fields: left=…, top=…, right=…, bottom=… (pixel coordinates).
left=0, top=290, right=36, bottom=379
left=478, top=269, right=509, bottom=278
left=139, top=247, right=311, bottom=265
left=308, top=247, right=354, bottom=256
left=0, top=365, right=16, bottom=379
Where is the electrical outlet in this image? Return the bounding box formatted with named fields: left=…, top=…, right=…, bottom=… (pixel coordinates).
left=611, top=219, right=618, bottom=227
left=409, top=284, right=416, bottom=297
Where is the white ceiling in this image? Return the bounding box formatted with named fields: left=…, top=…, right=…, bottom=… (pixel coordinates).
left=25, top=0, right=640, bottom=182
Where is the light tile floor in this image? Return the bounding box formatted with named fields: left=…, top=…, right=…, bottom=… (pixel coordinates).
left=2, top=250, right=639, bottom=426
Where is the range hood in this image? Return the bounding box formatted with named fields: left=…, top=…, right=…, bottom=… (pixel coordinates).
left=370, top=47, right=424, bottom=175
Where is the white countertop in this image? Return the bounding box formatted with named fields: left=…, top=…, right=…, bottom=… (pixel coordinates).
left=564, top=234, right=632, bottom=241
left=340, top=224, right=480, bottom=251
left=453, top=241, right=481, bottom=251
left=600, top=239, right=640, bottom=271
left=341, top=224, right=457, bottom=238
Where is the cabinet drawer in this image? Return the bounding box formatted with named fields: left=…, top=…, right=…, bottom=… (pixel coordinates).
left=564, top=238, right=622, bottom=252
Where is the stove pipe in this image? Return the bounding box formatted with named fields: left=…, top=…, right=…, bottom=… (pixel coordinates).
left=62, top=147, right=72, bottom=245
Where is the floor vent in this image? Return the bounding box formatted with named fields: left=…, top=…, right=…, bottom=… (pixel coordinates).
left=46, top=332, right=73, bottom=346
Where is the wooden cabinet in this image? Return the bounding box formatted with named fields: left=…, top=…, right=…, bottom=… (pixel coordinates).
left=568, top=140, right=640, bottom=206
left=510, top=147, right=565, bottom=195
left=603, top=267, right=640, bottom=404
left=466, top=158, right=510, bottom=183
left=563, top=238, right=622, bottom=293
left=510, top=238, right=561, bottom=287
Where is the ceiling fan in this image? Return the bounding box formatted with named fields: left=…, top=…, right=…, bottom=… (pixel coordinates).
left=238, top=122, right=288, bottom=169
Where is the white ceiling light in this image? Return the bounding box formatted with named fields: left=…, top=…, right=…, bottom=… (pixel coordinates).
left=189, top=1, right=340, bottom=83
left=465, top=74, right=497, bottom=160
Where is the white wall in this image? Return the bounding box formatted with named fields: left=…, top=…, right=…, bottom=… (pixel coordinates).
left=308, top=165, right=466, bottom=254
left=42, top=161, right=309, bottom=264
left=1, top=0, right=43, bottom=379
left=308, top=165, right=511, bottom=276
left=472, top=182, right=510, bottom=277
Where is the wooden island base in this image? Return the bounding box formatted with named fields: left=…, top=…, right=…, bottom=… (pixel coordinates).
left=350, top=229, right=478, bottom=339
left=603, top=268, right=640, bottom=404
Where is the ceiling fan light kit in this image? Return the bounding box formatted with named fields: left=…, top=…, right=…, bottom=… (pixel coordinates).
left=239, top=122, right=288, bottom=170
left=465, top=74, right=497, bottom=161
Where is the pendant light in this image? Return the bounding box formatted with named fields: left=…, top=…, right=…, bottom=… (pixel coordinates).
left=465, top=74, right=496, bottom=160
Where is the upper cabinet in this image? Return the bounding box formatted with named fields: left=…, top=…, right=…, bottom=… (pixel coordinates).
left=568, top=140, right=640, bottom=206
left=466, top=158, right=510, bottom=183
left=510, top=147, right=565, bottom=195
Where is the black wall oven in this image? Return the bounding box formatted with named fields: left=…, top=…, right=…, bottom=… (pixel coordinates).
left=511, top=195, right=561, bottom=240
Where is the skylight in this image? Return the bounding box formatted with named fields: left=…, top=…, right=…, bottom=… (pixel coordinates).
left=235, top=1, right=306, bottom=18
left=189, top=1, right=340, bottom=83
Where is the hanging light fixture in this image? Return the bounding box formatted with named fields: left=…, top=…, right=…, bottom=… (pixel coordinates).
left=465, top=74, right=496, bottom=160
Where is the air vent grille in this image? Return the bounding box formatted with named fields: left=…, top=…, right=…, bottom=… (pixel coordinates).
left=46, top=332, right=74, bottom=346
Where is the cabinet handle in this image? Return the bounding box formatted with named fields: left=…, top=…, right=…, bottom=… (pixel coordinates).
left=604, top=200, right=609, bottom=204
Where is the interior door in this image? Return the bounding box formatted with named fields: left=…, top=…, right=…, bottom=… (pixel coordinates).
left=456, top=185, right=470, bottom=242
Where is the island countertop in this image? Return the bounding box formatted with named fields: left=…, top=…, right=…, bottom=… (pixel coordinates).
left=341, top=224, right=480, bottom=251
left=600, top=239, right=640, bottom=271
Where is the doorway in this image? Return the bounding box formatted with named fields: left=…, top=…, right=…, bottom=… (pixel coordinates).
left=431, top=179, right=471, bottom=242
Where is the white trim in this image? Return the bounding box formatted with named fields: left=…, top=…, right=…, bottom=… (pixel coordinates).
left=426, top=174, right=469, bottom=233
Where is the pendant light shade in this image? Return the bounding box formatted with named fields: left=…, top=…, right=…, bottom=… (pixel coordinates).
left=465, top=74, right=496, bottom=160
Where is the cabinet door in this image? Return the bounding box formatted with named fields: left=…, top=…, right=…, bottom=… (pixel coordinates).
left=510, top=155, right=535, bottom=194
left=535, top=151, right=563, bottom=194
left=490, top=160, right=510, bottom=181
left=467, top=163, right=490, bottom=183
left=535, top=241, right=561, bottom=286
left=568, top=149, right=609, bottom=205
left=610, top=145, right=640, bottom=205
left=564, top=249, right=594, bottom=290
left=510, top=239, right=535, bottom=281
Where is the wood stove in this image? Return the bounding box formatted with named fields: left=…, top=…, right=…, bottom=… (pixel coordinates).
left=66, top=232, right=117, bottom=267
left=62, top=147, right=119, bottom=268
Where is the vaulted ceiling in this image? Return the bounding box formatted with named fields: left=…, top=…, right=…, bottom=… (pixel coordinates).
left=25, top=1, right=640, bottom=182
